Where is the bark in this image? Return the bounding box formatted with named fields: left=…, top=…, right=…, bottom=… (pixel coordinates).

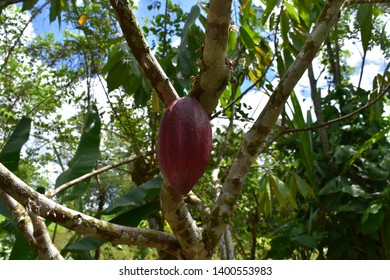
left=189, top=0, right=233, bottom=115
left=202, top=0, right=346, bottom=253
left=160, top=181, right=207, bottom=259
left=0, top=163, right=182, bottom=259
left=0, top=189, right=63, bottom=259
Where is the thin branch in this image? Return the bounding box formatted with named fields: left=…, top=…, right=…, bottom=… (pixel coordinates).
left=109, top=0, right=178, bottom=108
left=284, top=83, right=389, bottom=134
left=202, top=0, right=346, bottom=252
left=46, top=151, right=153, bottom=198
left=0, top=163, right=182, bottom=258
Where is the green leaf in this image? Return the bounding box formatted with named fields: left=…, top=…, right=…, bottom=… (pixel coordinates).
left=240, top=24, right=258, bottom=50
left=101, top=48, right=123, bottom=75
left=22, top=0, right=39, bottom=11
left=55, top=105, right=101, bottom=192
left=362, top=203, right=382, bottom=224
left=0, top=117, right=31, bottom=172
left=292, top=234, right=317, bottom=249
left=257, top=175, right=272, bottom=216
left=110, top=201, right=160, bottom=226
left=357, top=4, right=373, bottom=52
left=284, top=2, right=300, bottom=24
left=105, top=177, right=162, bottom=215
left=290, top=92, right=314, bottom=185
left=132, top=76, right=152, bottom=107
left=342, top=126, right=390, bottom=175
left=227, top=31, right=237, bottom=55
left=291, top=173, right=315, bottom=199
left=106, top=60, right=130, bottom=92
left=366, top=161, right=389, bottom=181
left=261, top=0, right=278, bottom=26
left=319, top=176, right=370, bottom=199
left=319, top=176, right=348, bottom=195
left=9, top=232, right=34, bottom=260
left=179, top=4, right=200, bottom=49
left=361, top=208, right=384, bottom=235
left=49, top=0, right=61, bottom=24
left=65, top=237, right=105, bottom=252
left=269, top=175, right=297, bottom=209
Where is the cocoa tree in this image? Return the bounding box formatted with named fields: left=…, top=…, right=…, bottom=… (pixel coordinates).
left=0, top=0, right=389, bottom=259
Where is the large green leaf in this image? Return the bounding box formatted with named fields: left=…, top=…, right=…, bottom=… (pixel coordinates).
left=104, top=177, right=162, bottom=215
left=55, top=105, right=101, bottom=194
left=179, top=4, right=200, bottom=49
left=269, top=175, right=298, bottom=209
left=106, top=59, right=130, bottom=93
left=357, top=4, right=373, bottom=52
left=261, top=0, right=278, bottom=26
left=290, top=92, right=314, bottom=186
left=0, top=117, right=31, bottom=172
left=21, top=0, right=39, bottom=11
left=9, top=232, right=35, bottom=260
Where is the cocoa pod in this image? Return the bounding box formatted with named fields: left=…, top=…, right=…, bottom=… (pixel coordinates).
left=157, top=97, right=212, bottom=195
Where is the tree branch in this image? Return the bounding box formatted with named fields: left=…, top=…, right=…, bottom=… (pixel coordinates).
left=109, top=0, right=178, bottom=107
left=202, top=0, right=346, bottom=252
left=190, top=0, right=233, bottom=115
left=0, top=189, right=36, bottom=250
left=29, top=212, right=64, bottom=260
left=160, top=181, right=207, bottom=259
left=0, top=163, right=182, bottom=258
left=0, top=189, right=63, bottom=259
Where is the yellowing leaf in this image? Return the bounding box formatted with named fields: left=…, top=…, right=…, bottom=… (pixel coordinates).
left=152, top=91, right=160, bottom=113
left=78, top=15, right=89, bottom=25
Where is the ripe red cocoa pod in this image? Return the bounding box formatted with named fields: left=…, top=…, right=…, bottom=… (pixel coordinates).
left=157, top=97, right=212, bottom=195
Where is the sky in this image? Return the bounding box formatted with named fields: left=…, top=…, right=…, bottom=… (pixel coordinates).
left=8, top=0, right=390, bottom=127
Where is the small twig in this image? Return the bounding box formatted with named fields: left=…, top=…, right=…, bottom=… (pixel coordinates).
left=46, top=151, right=153, bottom=198
left=283, top=83, right=389, bottom=134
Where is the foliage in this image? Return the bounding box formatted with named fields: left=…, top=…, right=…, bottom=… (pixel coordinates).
left=0, top=0, right=389, bottom=260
